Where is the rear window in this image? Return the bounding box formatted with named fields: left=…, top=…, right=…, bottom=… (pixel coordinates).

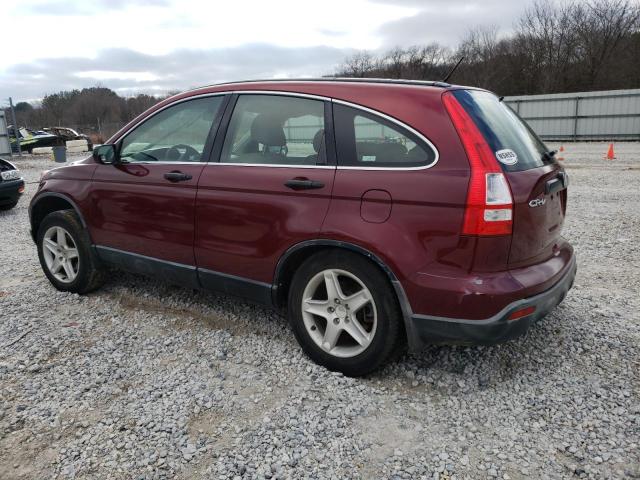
left=453, top=89, right=553, bottom=172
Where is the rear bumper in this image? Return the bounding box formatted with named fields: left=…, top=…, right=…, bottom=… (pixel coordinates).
left=0, top=179, right=24, bottom=206
left=407, top=254, right=577, bottom=350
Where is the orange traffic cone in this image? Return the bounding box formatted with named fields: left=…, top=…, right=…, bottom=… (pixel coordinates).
left=605, top=143, right=616, bottom=160
left=557, top=145, right=565, bottom=161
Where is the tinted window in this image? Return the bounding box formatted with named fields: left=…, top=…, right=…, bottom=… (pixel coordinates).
left=334, top=104, right=435, bottom=168
left=220, top=95, right=326, bottom=166
left=120, top=96, right=223, bottom=163
left=453, top=89, right=552, bottom=172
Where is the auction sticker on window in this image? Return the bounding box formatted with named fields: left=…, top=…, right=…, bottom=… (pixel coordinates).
left=495, top=149, right=518, bottom=165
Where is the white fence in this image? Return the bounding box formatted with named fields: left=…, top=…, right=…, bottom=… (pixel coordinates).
left=504, top=88, right=640, bottom=141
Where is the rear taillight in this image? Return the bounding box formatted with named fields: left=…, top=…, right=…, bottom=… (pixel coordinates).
left=442, top=92, right=513, bottom=236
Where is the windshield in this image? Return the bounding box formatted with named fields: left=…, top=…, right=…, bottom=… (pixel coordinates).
left=453, top=89, right=553, bottom=172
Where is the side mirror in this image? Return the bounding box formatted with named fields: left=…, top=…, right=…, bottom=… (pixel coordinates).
left=93, top=144, right=117, bottom=164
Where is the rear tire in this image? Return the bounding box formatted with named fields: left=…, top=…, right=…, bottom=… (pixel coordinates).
left=37, top=210, right=105, bottom=294
left=288, top=250, right=403, bottom=376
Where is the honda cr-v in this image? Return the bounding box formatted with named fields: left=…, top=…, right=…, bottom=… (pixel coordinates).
left=29, top=79, right=576, bottom=375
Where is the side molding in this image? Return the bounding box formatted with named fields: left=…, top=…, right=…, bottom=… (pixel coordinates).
left=95, top=246, right=200, bottom=289
left=198, top=268, right=273, bottom=306
left=94, top=245, right=273, bottom=305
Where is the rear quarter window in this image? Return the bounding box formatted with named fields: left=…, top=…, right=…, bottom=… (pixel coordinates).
left=333, top=103, right=436, bottom=168
left=453, top=89, right=554, bottom=172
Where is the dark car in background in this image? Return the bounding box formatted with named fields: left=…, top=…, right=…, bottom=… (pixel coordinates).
left=0, top=158, right=24, bottom=210
left=28, top=79, right=576, bottom=375
left=9, top=126, right=61, bottom=153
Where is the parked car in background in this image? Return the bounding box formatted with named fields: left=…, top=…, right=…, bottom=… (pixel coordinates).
left=44, top=127, right=93, bottom=150
left=9, top=126, right=61, bottom=153
left=0, top=158, right=24, bottom=210
left=28, top=79, right=576, bottom=376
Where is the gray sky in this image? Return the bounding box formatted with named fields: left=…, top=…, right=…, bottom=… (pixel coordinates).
left=1, top=0, right=531, bottom=103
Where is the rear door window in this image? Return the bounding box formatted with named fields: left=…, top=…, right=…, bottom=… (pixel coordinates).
left=220, top=95, right=326, bottom=166
left=452, top=89, right=552, bottom=172
left=333, top=104, right=436, bottom=168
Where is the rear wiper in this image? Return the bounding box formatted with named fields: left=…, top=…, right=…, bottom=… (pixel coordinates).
left=543, top=150, right=558, bottom=161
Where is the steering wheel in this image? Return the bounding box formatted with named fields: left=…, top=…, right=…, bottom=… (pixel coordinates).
left=166, top=144, right=200, bottom=162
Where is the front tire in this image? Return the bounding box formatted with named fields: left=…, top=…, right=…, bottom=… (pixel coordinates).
left=37, top=210, right=105, bottom=293
left=288, top=250, right=403, bottom=376
left=0, top=201, right=18, bottom=211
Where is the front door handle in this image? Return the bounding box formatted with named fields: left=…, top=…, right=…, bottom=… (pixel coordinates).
left=164, top=171, right=192, bottom=182
left=284, top=179, right=325, bottom=190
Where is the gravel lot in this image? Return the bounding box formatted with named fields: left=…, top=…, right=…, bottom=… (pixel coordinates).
left=1, top=142, right=639, bottom=480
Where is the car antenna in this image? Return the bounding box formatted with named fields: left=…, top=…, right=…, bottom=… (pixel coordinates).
left=442, top=56, right=465, bottom=83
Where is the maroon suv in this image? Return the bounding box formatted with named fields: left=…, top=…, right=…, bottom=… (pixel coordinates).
left=29, top=79, right=576, bottom=375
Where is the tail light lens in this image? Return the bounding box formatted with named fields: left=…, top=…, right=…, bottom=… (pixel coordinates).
left=442, top=92, right=513, bottom=236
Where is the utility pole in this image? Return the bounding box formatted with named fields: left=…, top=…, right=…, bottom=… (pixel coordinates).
left=8, top=97, right=21, bottom=156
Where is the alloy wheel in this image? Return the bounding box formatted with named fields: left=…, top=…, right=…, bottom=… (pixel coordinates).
left=301, top=269, right=377, bottom=358
left=42, top=226, right=80, bottom=283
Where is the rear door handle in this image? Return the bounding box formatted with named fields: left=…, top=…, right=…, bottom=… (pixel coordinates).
left=284, top=179, right=325, bottom=190
left=164, top=171, right=192, bottom=182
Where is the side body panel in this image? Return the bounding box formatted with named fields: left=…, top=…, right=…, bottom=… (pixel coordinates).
left=195, top=164, right=335, bottom=283
left=193, top=93, right=337, bottom=286
left=321, top=92, right=475, bottom=320
left=88, top=163, right=205, bottom=266
left=30, top=162, right=98, bottom=235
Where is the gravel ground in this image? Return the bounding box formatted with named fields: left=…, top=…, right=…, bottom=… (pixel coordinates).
left=0, top=143, right=638, bottom=480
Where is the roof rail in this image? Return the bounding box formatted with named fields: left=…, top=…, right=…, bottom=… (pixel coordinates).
left=189, top=77, right=451, bottom=92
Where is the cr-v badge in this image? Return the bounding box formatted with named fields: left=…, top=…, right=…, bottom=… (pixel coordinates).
left=529, top=196, right=547, bottom=207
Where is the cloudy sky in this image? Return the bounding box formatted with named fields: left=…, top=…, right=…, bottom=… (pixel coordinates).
left=1, top=0, right=530, bottom=103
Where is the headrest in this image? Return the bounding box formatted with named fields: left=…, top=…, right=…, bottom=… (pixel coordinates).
left=250, top=114, right=286, bottom=147
left=313, top=128, right=325, bottom=153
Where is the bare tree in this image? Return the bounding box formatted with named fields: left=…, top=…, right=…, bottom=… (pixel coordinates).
left=572, top=0, right=640, bottom=88
left=456, top=25, right=501, bottom=86
left=336, top=51, right=377, bottom=77
left=335, top=0, right=640, bottom=95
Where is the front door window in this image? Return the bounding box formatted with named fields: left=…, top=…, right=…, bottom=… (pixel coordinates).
left=120, top=96, right=224, bottom=163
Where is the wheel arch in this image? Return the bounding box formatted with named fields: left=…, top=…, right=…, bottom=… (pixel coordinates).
left=29, top=193, right=89, bottom=243
left=272, top=240, right=415, bottom=345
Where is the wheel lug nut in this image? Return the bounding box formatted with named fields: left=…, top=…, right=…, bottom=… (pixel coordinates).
left=334, top=298, right=340, bottom=304
left=333, top=318, right=340, bottom=325
left=328, top=306, right=335, bottom=313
